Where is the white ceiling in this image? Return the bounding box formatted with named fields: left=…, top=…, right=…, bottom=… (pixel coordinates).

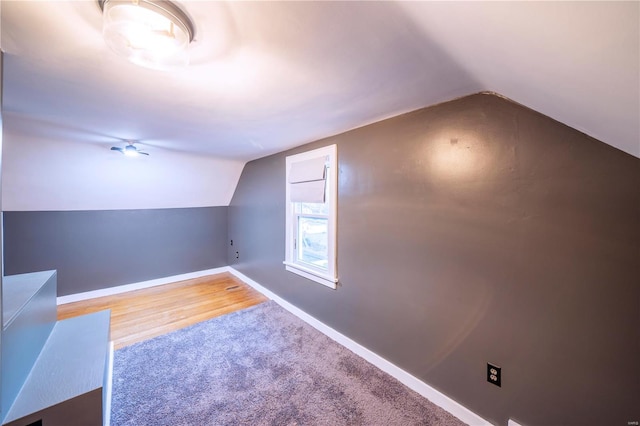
left=1, top=1, right=638, bottom=161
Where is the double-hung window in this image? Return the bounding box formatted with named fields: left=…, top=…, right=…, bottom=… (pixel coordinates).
left=284, top=144, right=337, bottom=289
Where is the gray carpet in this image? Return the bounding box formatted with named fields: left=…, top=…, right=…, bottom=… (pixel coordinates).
left=111, top=300, right=467, bottom=426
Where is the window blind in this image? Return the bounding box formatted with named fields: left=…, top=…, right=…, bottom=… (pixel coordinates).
left=288, top=156, right=327, bottom=203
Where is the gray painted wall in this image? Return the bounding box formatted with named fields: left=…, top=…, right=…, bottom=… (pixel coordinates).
left=227, top=93, right=640, bottom=426
left=4, top=207, right=228, bottom=296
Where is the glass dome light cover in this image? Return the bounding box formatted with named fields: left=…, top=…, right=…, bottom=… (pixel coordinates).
left=99, top=0, right=195, bottom=70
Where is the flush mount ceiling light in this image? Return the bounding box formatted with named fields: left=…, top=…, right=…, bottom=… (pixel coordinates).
left=98, top=0, right=195, bottom=70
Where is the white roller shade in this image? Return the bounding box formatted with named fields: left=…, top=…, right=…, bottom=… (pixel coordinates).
left=289, top=156, right=327, bottom=203
left=288, top=157, right=326, bottom=183
left=290, top=180, right=326, bottom=203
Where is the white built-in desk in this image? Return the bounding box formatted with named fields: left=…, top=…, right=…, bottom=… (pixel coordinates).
left=1, top=271, right=113, bottom=426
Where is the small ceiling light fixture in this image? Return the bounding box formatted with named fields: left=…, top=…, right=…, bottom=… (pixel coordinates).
left=111, top=141, right=150, bottom=156
left=98, top=0, right=195, bottom=70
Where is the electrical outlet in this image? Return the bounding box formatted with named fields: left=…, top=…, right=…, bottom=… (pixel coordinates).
left=487, top=363, right=501, bottom=387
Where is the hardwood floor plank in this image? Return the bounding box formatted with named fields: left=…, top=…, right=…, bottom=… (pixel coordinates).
left=57, top=273, right=268, bottom=350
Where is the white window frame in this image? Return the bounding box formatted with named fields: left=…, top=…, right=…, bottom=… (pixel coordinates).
left=284, top=144, right=338, bottom=289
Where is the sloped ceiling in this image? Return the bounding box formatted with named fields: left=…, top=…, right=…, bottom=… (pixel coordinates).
left=1, top=1, right=638, bottom=161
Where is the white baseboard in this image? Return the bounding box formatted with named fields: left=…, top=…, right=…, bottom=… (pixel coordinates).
left=57, top=267, right=232, bottom=305
left=228, top=267, right=494, bottom=426
left=58, top=265, right=493, bottom=425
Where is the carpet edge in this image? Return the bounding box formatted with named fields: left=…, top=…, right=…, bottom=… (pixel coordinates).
left=228, top=267, right=494, bottom=426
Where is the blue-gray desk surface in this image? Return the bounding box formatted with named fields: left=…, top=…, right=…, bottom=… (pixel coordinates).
left=2, top=271, right=57, bottom=328
left=3, top=309, right=111, bottom=424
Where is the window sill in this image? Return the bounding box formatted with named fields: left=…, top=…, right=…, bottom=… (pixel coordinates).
left=283, top=261, right=337, bottom=289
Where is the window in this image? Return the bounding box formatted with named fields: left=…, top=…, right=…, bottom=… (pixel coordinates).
left=284, top=144, right=337, bottom=289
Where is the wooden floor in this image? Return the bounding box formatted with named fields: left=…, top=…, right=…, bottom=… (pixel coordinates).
left=57, top=273, right=268, bottom=350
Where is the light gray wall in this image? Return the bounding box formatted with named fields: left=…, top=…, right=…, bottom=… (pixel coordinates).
left=227, top=93, right=640, bottom=425
left=3, top=207, right=228, bottom=296
left=1, top=125, right=244, bottom=211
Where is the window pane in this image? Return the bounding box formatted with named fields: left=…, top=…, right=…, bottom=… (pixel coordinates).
left=297, top=216, right=328, bottom=270
left=298, top=201, right=329, bottom=215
